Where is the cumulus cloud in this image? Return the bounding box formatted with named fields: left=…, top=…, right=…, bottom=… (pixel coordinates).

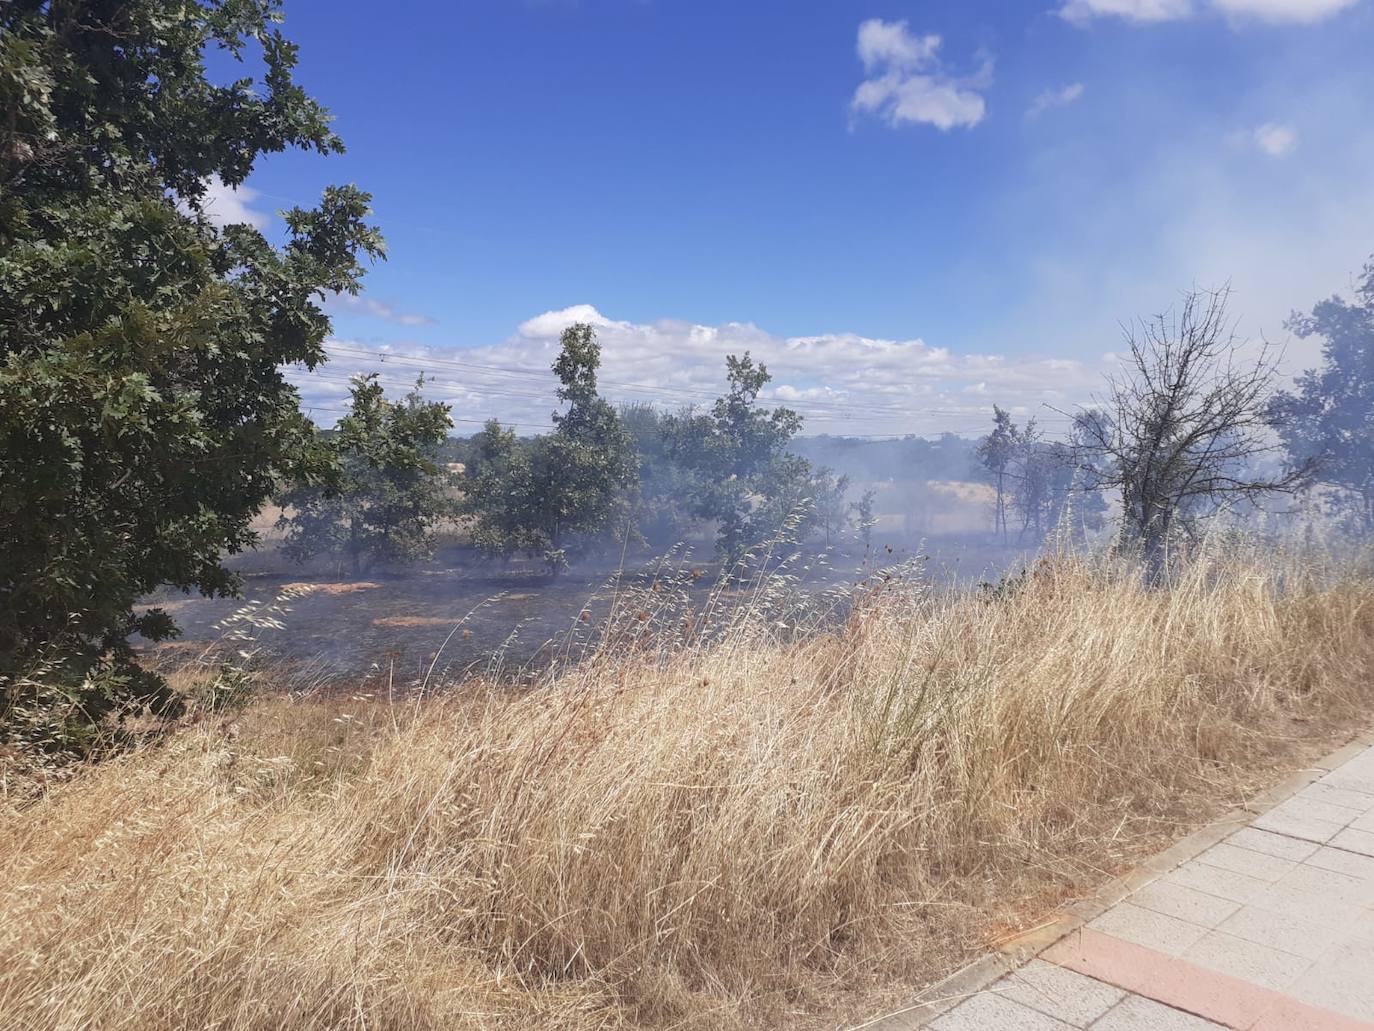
left=517, top=303, right=611, bottom=337
left=1211, top=0, right=1360, bottom=21
left=850, top=19, right=991, bottom=132
left=856, top=19, right=943, bottom=70
left=328, top=293, right=438, bottom=327
left=1059, top=0, right=1359, bottom=22
left=1026, top=82, right=1086, bottom=119
left=1059, top=0, right=1194, bottom=23
left=290, top=305, right=1105, bottom=438
left=182, top=175, right=272, bottom=229
left=1250, top=122, right=1298, bottom=157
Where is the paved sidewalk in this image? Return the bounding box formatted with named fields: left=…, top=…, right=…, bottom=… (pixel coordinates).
left=916, top=742, right=1374, bottom=1030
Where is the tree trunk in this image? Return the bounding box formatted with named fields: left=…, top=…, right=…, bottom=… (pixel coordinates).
left=995, top=471, right=1006, bottom=542
left=349, top=516, right=362, bottom=578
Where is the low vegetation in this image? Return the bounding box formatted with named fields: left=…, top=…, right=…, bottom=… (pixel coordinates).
left=2, top=545, right=1371, bottom=1030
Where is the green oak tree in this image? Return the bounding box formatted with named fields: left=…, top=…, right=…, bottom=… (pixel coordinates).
left=1270, top=259, right=1374, bottom=533
left=277, top=376, right=454, bottom=575
left=462, top=324, right=637, bottom=575
left=665, top=353, right=810, bottom=564
left=0, top=0, right=381, bottom=749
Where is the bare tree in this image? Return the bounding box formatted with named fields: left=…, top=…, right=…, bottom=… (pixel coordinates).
left=1072, top=286, right=1307, bottom=583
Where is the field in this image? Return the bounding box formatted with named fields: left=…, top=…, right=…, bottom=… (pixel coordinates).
left=137, top=481, right=1027, bottom=682
left=4, top=543, right=1373, bottom=1030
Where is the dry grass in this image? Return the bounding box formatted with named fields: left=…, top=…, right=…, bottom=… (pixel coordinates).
left=280, top=581, right=384, bottom=596
left=1, top=548, right=1373, bottom=1030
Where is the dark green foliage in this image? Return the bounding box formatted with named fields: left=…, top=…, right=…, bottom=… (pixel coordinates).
left=620, top=403, right=697, bottom=549
left=665, top=353, right=811, bottom=563
left=462, top=324, right=637, bottom=574
left=975, top=406, right=1018, bottom=541
left=277, top=376, right=454, bottom=575
left=0, top=0, right=380, bottom=751
left=1270, top=260, right=1374, bottom=533
left=460, top=418, right=529, bottom=559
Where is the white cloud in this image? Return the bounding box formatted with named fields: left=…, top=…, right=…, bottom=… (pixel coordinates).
left=1059, top=0, right=1358, bottom=22
left=856, top=19, right=942, bottom=71
left=850, top=20, right=991, bottom=132
left=1251, top=122, right=1298, bottom=157
left=1058, top=0, right=1194, bottom=24
left=291, top=305, right=1105, bottom=438
left=1211, top=0, right=1359, bottom=21
left=517, top=303, right=612, bottom=337
left=329, top=293, right=437, bottom=327
left=185, top=175, right=272, bottom=229
left=1027, top=82, right=1086, bottom=119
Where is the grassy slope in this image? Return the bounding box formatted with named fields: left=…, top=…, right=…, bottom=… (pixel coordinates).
left=2, top=550, right=1372, bottom=1030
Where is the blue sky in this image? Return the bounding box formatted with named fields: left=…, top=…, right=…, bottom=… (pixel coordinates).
left=212, top=0, right=1374, bottom=437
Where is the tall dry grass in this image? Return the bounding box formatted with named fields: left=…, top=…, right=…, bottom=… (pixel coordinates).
left=1, top=547, right=1372, bottom=1030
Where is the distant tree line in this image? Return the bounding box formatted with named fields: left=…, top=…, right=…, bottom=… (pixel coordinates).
left=279, top=324, right=879, bottom=578
left=974, top=407, right=1109, bottom=545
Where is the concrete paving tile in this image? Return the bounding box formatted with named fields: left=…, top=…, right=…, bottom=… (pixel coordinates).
left=995, top=959, right=1125, bottom=1026
left=1349, top=812, right=1374, bottom=834
left=1250, top=998, right=1374, bottom=1031
left=1286, top=939, right=1374, bottom=1023
left=1197, top=842, right=1298, bottom=882
left=1305, top=844, right=1374, bottom=884
left=1089, top=995, right=1227, bottom=1030
left=1088, top=902, right=1209, bottom=956
left=1129, top=880, right=1241, bottom=928
left=1276, top=863, right=1374, bottom=906
left=1285, top=797, right=1362, bottom=826
left=1182, top=930, right=1315, bottom=992
left=930, top=991, right=1079, bottom=1030
left=1252, top=805, right=1346, bottom=844
left=1216, top=904, right=1342, bottom=960
left=917, top=743, right=1374, bottom=1031
left=1329, top=769, right=1374, bottom=792
left=1164, top=860, right=1269, bottom=905
left=1334, top=753, right=1374, bottom=774
left=1247, top=882, right=1361, bottom=932
left=1226, top=827, right=1320, bottom=862
left=1299, top=782, right=1374, bottom=814
left=1348, top=909, right=1374, bottom=944
left=1320, top=771, right=1374, bottom=797
left=1329, top=827, right=1374, bottom=858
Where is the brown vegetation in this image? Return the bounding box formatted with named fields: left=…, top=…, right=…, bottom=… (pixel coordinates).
left=1, top=548, right=1372, bottom=1030
left=281, top=581, right=384, bottom=596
